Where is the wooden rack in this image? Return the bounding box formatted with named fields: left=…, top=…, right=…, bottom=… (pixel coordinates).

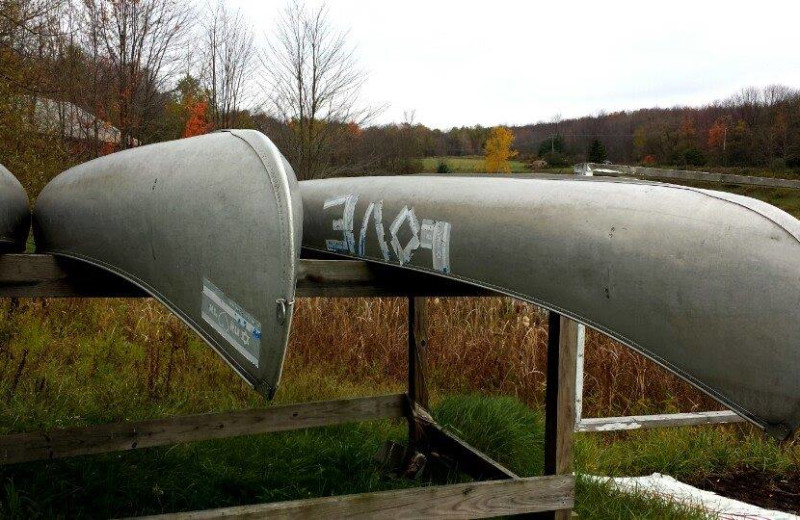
left=0, top=254, right=576, bottom=519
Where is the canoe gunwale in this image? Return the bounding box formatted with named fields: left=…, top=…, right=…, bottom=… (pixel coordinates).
left=223, top=129, right=301, bottom=396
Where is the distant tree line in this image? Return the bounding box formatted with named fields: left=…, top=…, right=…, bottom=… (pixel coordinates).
left=511, top=85, right=800, bottom=170
left=365, top=85, right=800, bottom=171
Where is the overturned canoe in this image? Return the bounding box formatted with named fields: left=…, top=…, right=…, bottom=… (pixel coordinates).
left=0, top=164, right=30, bottom=252
left=34, top=131, right=301, bottom=397
left=301, top=175, right=800, bottom=438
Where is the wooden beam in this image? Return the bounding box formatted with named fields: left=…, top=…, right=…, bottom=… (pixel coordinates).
left=408, top=297, right=430, bottom=411
left=0, top=254, right=145, bottom=298
left=554, top=317, right=579, bottom=476
left=408, top=296, right=430, bottom=452
left=0, top=394, right=406, bottom=465
left=132, top=475, right=574, bottom=519
left=296, top=259, right=495, bottom=298
left=576, top=410, right=744, bottom=432
left=538, top=313, right=579, bottom=520
left=543, top=313, right=561, bottom=477
left=0, top=254, right=496, bottom=298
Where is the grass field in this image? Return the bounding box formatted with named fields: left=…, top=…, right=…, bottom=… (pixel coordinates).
left=1, top=177, right=800, bottom=517
left=420, top=156, right=532, bottom=174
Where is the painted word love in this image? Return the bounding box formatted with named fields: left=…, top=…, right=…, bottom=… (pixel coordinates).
left=323, top=194, right=452, bottom=273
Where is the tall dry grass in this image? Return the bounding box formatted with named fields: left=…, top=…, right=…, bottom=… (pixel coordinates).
left=0, top=294, right=720, bottom=432
left=287, top=296, right=719, bottom=417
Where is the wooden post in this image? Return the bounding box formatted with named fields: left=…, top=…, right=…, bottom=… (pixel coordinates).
left=538, top=312, right=579, bottom=520
left=408, top=296, right=429, bottom=452
left=574, top=324, right=585, bottom=426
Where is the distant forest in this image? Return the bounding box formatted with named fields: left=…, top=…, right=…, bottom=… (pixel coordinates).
left=383, top=85, right=800, bottom=171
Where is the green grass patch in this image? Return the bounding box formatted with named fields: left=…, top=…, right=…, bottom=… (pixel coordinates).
left=434, top=394, right=545, bottom=476
left=576, top=477, right=710, bottom=519
left=420, top=156, right=532, bottom=174
left=576, top=425, right=800, bottom=479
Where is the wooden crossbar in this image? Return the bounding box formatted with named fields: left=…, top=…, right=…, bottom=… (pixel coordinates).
left=131, top=475, right=575, bottom=520
left=576, top=410, right=745, bottom=432
left=0, top=254, right=495, bottom=298
left=0, top=394, right=406, bottom=465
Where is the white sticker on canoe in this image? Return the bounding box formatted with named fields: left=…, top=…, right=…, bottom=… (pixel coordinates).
left=201, top=278, right=262, bottom=367
left=323, top=195, right=452, bottom=273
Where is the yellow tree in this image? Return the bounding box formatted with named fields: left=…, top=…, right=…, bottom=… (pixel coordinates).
left=484, top=126, right=518, bottom=173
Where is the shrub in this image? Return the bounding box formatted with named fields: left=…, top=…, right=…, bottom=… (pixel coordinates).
left=683, top=148, right=706, bottom=166
left=436, top=160, right=451, bottom=174
left=587, top=139, right=608, bottom=163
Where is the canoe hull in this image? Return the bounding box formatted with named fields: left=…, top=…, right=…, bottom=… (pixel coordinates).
left=34, top=131, right=301, bottom=396
left=301, top=175, right=800, bottom=438
left=0, top=164, right=30, bottom=252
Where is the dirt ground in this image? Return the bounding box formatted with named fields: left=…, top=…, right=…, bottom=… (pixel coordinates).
left=691, top=470, right=800, bottom=515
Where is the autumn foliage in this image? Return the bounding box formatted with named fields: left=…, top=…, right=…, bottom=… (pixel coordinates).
left=707, top=120, right=727, bottom=149
left=484, top=126, right=518, bottom=173
left=183, top=99, right=212, bottom=138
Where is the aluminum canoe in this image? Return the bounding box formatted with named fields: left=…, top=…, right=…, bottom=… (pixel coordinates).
left=0, top=164, right=30, bottom=252
left=33, top=131, right=301, bottom=397
left=300, top=175, right=800, bottom=438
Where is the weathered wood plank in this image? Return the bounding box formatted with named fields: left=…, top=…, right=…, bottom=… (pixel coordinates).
left=0, top=253, right=65, bottom=282
left=0, top=254, right=146, bottom=297
left=408, top=297, right=430, bottom=452
left=409, top=297, right=430, bottom=411
left=296, top=259, right=495, bottom=297
left=0, top=394, right=406, bottom=465
left=585, top=163, right=800, bottom=190
left=0, top=255, right=495, bottom=298
left=573, top=324, right=586, bottom=426
left=575, top=410, right=744, bottom=432
left=551, top=317, right=580, bottom=520
left=411, top=404, right=518, bottom=481
left=131, top=475, right=574, bottom=519
left=537, top=314, right=579, bottom=520
left=543, top=312, right=561, bottom=478
left=554, top=317, right=579, bottom=476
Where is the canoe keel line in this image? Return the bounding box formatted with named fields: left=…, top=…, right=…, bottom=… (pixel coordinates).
left=28, top=132, right=800, bottom=439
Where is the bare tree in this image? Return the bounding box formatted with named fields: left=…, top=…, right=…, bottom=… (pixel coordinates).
left=0, top=0, right=68, bottom=95
left=260, top=0, right=378, bottom=179
left=81, top=0, right=190, bottom=147
left=201, top=0, right=255, bottom=130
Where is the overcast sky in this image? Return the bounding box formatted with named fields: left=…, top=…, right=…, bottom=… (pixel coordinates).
left=227, top=0, right=800, bottom=129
